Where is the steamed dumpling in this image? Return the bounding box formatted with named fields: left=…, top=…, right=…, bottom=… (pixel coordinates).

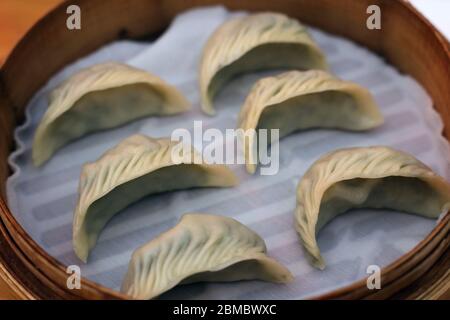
left=295, top=146, right=450, bottom=269
left=73, top=135, right=238, bottom=262
left=199, top=12, right=328, bottom=115
left=238, top=70, right=384, bottom=174
left=121, top=213, right=293, bottom=299
left=33, top=62, right=190, bottom=166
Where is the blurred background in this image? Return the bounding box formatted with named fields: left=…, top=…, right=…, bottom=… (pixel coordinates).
left=0, top=0, right=449, bottom=65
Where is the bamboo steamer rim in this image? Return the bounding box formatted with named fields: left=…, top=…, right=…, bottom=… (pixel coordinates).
left=0, top=0, right=449, bottom=299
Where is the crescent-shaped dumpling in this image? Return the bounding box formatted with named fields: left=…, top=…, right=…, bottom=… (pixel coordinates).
left=238, top=70, right=384, bottom=174
left=121, top=213, right=293, bottom=299
left=199, top=12, right=328, bottom=115
left=73, top=135, right=238, bottom=262
left=33, top=62, right=190, bottom=167
left=295, top=146, right=450, bottom=269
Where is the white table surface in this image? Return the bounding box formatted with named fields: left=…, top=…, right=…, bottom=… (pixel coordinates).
left=410, top=0, right=450, bottom=39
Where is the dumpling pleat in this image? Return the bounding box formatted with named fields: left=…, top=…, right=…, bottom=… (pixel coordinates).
left=121, top=213, right=293, bottom=299
left=73, top=135, right=238, bottom=262
left=295, top=146, right=450, bottom=269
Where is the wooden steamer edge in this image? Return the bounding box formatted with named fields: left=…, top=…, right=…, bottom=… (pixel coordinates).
left=0, top=0, right=448, bottom=299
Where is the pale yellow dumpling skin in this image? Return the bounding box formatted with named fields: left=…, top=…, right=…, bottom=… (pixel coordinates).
left=73, top=135, right=238, bottom=262
left=121, top=213, right=293, bottom=299
left=238, top=70, right=384, bottom=174
left=33, top=62, right=190, bottom=166
left=199, top=12, right=328, bottom=115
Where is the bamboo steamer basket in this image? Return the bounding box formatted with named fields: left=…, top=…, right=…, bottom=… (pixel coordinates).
left=0, top=0, right=448, bottom=299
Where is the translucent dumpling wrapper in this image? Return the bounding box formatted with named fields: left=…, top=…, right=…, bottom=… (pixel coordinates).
left=121, top=213, right=293, bottom=299
left=33, top=62, right=190, bottom=166
left=295, top=146, right=450, bottom=269
left=238, top=70, right=384, bottom=174
left=199, top=12, right=328, bottom=115
left=73, top=135, right=238, bottom=262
